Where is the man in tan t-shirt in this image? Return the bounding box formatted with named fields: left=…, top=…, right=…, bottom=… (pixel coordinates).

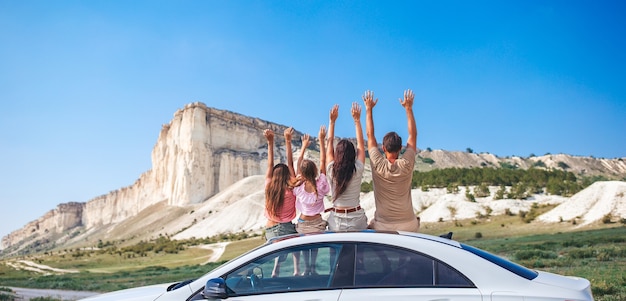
left=363, top=89, right=420, bottom=232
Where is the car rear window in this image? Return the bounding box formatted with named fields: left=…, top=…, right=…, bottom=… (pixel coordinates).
left=461, top=244, right=538, bottom=280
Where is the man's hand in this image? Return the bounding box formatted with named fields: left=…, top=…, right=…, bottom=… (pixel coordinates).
left=399, top=89, right=414, bottom=109
left=362, top=90, right=378, bottom=110
left=264, top=129, right=274, bottom=142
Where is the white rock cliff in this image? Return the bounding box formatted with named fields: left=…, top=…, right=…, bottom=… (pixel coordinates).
left=1, top=103, right=297, bottom=252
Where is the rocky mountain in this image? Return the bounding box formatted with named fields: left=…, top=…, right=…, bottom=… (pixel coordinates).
left=1, top=102, right=625, bottom=256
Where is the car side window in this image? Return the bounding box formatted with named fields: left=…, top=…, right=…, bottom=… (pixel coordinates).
left=355, top=243, right=473, bottom=288
left=223, top=243, right=342, bottom=296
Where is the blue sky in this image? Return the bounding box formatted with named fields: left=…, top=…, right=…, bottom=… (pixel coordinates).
left=1, top=1, right=625, bottom=239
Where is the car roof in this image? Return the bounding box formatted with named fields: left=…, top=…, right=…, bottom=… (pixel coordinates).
left=266, top=230, right=462, bottom=248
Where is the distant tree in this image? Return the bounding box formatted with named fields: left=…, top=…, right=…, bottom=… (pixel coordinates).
left=494, top=185, right=507, bottom=200
left=499, top=162, right=518, bottom=170
left=508, top=182, right=530, bottom=199
left=447, top=183, right=460, bottom=194
left=421, top=157, right=435, bottom=164
left=474, top=183, right=490, bottom=198
left=529, top=153, right=536, bottom=157
left=532, top=160, right=546, bottom=168
left=466, top=147, right=474, bottom=154
left=426, top=147, right=432, bottom=152
left=465, top=188, right=476, bottom=202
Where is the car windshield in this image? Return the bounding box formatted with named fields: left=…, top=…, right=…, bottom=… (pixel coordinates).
left=461, top=243, right=538, bottom=280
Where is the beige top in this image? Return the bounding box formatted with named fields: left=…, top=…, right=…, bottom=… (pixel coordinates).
left=326, top=160, right=364, bottom=208
left=368, top=147, right=417, bottom=223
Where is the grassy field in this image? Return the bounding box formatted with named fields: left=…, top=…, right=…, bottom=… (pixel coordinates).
left=1, top=221, right=624, bottom=301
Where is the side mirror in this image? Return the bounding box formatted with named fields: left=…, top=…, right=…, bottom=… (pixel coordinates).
left=202, top=278, right=228, bottom=299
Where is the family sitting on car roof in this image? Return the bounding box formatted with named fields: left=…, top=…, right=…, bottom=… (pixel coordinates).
left=263, top=89, right=421, bottom=245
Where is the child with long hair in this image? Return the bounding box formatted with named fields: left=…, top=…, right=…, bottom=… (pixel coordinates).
left=263, top=127, right=301, bottom=276
left=293, top=126, right=330, bottom=275
left=325, top=103, right=368, bottom=230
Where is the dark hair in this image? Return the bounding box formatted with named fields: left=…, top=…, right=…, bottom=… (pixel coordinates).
left=265, top=163, right=291, bottom=218
left=383, top=132, right=402, bottom=153
left=331, top=139, right=356, bottom=201
left=299, top=159, right=319, bottom=196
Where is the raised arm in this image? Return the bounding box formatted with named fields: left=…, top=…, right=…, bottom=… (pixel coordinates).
left=351, top=102, right=366, bottom=163
left=284, top=127, right=296, bottom=177
left=318, top=125, right=327, bottom=174
left=400, top=89, right=417, bottom=151
left=297, top=133, right=310, bottom=175
left=264, top=129, right=275, bottom=180
left=363, top=90, right=378, bottom=150
left=326, top=105, right=339, bottom=164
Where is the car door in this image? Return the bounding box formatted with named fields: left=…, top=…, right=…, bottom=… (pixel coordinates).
left=339, top=243, right=482, bottom=301
left=218, top=243, right=344, bottom=301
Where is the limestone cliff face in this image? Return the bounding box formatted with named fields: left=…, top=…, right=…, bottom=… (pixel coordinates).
left=1, top=103, right=295, bottom=252
left=1, top=202, right=83, bottom=251
left=149, top=103, right=281, bottom=207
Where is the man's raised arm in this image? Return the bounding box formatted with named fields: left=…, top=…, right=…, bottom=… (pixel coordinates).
left=363, top=90, right=378, bottom=150
left=400, top=89, right=417, bottom=151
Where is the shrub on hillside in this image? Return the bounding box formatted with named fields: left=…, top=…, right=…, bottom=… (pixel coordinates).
left=532, top=160, right=546, bottom=168
left=473, top=183, right=490, bottom=198
left=447, top=183, right=459, bottom=194
left=494, top=185, right=507, bottom=200
left=465, top=189, right=476, bottom=202
left=514, top=249, right=557, bottom=260
left=360, top=181, right=373, bottom=193
left=421, top=157, right=435, bottom=164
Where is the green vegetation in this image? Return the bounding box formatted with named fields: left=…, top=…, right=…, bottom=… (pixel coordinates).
left=360, top=181, right=373, bottom=193
left=473, top=183, right=490, bottom=197
left=411, top=167, right=587, bottom=197
left=1, top=226, right=625, bottom=300
left=0, top=287, right=14, bottom=301
left=421, top=157, right=435, bottom=164
left=532, top=160, right=546, bottom=168
left=0, top=235, right=262, bottom=292
left=464, top=227, right=626, bottom=301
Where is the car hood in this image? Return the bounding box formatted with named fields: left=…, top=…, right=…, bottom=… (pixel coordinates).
left=78, top=283, right=172, bottom=301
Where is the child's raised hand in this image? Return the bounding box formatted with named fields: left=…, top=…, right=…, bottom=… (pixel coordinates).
left=329, top=104, right=339, bottom=122
left=351, top=102, right=361, bottom=120
left=301, top=133, right=310, bottom=148
left=318, top=125, right=326, bottom=141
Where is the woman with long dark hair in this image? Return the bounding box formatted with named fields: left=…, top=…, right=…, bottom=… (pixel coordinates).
left=263, top=127, right=301, bottom=276
left=325, top=103, right=368, bottom=230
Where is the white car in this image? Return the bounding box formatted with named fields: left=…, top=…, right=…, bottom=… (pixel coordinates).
left=80, top=231, right=593, bottom=301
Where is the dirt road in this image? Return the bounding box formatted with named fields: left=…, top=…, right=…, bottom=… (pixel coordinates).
left=9, top=287, right=99, bottom=300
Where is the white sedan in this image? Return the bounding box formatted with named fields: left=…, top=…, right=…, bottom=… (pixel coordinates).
left=80, top=231, right=593, bottom=301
